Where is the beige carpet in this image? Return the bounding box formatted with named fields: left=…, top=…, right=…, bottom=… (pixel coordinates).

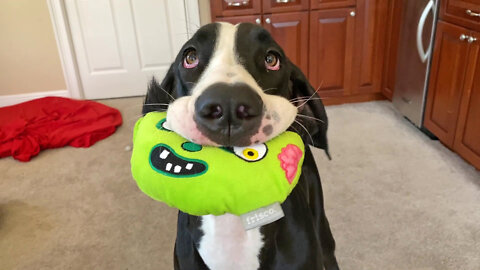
left=1, top=98, right=479, bottom=270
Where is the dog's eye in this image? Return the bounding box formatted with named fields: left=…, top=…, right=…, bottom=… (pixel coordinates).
left=233, top=144, right=267, bottom=162
left=183, top=49, right=198, bottom=69
left=265, top=53, right=280, bottom=71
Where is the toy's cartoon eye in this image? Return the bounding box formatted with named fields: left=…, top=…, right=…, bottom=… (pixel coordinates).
left=156, top=119, right=172, bottom=131
left=233, top=144, right=267, bottom=162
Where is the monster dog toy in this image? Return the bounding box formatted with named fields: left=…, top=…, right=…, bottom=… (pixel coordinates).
left=131, top=112, right=305, bottom=219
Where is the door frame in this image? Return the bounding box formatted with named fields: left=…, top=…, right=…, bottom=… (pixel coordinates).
left=47, top=0, right=201, bottom=99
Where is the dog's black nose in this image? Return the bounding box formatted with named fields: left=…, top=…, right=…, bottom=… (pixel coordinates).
left=194, top=83, right=263, bottom=146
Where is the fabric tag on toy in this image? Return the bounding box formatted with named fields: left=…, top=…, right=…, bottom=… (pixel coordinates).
left=240, top=202, right=284, bottom=230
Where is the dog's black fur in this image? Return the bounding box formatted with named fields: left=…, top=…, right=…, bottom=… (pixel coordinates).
left=143, top=23, right=339, bottom=270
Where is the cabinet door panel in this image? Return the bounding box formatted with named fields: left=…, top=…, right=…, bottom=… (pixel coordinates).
left=311, top=0, right=356, bottom=9
left=309, top=9, right=355, bottom=97
left=454, top=31, right=480, bottom=169
left=264, top=12, right=309, bottom=75
left=424, top=21, right=470, bottom=147
left=211, top=0, right=262, bottom=18
left=441, top=0, right=480, bottom=32
left=263, top=0, right=309, bottom=13
left=352, top=0, right=388, bottom=94
left=382, top=0, right=404, bottom=100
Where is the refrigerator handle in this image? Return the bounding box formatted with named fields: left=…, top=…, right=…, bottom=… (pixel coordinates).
left=417, top=0, right=435, bottom=63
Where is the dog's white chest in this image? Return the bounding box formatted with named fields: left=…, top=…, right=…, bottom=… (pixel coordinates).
left=198, top=214, right=264, bottom=270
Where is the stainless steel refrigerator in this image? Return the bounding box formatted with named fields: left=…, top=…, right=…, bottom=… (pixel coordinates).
left=392, top=0, right=439, bottom=128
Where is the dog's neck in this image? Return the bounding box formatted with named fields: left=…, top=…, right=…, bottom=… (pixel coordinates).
left=198, top=214, right=264, bottom=270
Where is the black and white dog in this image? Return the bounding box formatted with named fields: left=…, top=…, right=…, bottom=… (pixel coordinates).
left=143, top=22, right=339, bottom=270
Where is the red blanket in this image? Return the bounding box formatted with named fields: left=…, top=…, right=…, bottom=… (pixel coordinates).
left=0, top=97, right=122, bottom=162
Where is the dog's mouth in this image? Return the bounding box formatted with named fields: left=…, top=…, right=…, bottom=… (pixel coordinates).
left=150, top=144, right=207, bottom=177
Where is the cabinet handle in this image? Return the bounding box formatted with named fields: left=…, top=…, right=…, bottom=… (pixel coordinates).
left=227, top=1, right=249, bottom=7
left=265, top=18, right=271, bottom=24
left=276, top=0, right=296, bottom=3
left=255, top=18, right=261, bottom=24
left=460, top=34, right=469, bottom=41
left=468, top=36, right=478, bottom=43
left=401, top=97, right=412, bottom=105
left=350, top=11, right=356, bottom=17
left=466, top=9, right=480, bottom=17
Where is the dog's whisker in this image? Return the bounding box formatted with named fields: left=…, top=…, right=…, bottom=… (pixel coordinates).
left=292, top=80, right=325, bottom=104
left=296, top=82, right=324, bottom=108
left=297, top=92, right=318, bottom=108
left=160, top=86, right=176, bottom=101
left=143, top=103, right=170, bottom=106
left=288, top=125, right=301, bottom=134
left=290, top=97, right=324, bottom=108
left=316, top=81, right=324, bottom=92
left=289, top=96, right=311, bottom=102
left=293, top=98, right=324, bottom=104
left=294, top=119, right=314, bottom=145
left=290, top=94, right=325, bottom=102
left=296, top=114, right=325, bottom=124
left=290, top=97, right=324, bottom=104
left=263, top=88, right=277, bottom=93
left=292, top=97, right=324, bottom=101
left=293, top=97, right=325, bottom=107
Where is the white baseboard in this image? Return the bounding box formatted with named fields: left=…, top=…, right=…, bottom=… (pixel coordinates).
left=0, top=90, right=71, bottom=108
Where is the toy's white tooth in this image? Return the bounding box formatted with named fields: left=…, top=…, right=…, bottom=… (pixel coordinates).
left=159, top=150, right=170, bottom=159
left=174, top=165, right=181, bottom=173
left=186, top=163, right=193, bottom=170
left=166, top=163, right=172, bottom=171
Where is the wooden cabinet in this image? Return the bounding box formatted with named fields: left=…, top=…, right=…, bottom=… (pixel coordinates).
left=308, top=8, right=355, bottom=97
left=310, top=0, right=355, bottom=10
left=263, top=0, right=309, bottom=13
left=214, top=11, right=309, bottom=75
left=425, top=20, right=480, bottom=169
left=381, top=0, right=404, bottom=100
left=351, top=0, right=388, bottom=95
left=210, top=0, right=261, bottom=18
left=308, top=0, right=387, bottom=102
left=424, top=0, right=480, bottom=169
left=263, top=12, right=309, bottom=75
left=210, top=0, right=388, bottom=105
left=424, top=21, right=470, bottom=147
left=453, top=30, right=480, bottom=169
left=441, top=0, right=480, bottom=32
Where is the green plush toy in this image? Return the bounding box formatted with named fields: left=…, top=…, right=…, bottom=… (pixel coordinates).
left=131, top=112, right=305, bottom=216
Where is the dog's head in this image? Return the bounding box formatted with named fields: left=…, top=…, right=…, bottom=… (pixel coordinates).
left=143, top=22, right=329, bottom=156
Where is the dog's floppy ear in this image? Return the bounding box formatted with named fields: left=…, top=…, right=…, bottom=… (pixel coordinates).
left=289, top=63, right=330, bottom=159
left=142, top=64, right=177, bottom=115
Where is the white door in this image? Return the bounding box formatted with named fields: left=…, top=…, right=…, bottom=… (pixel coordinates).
left=65, top=0, right=196, bottom=99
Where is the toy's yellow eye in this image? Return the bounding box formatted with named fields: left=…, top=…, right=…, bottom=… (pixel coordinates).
left=233, top=144, right=267, bottom=162
left=243, top=148, right=259, bottom=160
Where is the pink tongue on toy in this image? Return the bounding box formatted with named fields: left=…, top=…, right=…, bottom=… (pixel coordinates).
left=278, top=144, right=303, bottom=184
